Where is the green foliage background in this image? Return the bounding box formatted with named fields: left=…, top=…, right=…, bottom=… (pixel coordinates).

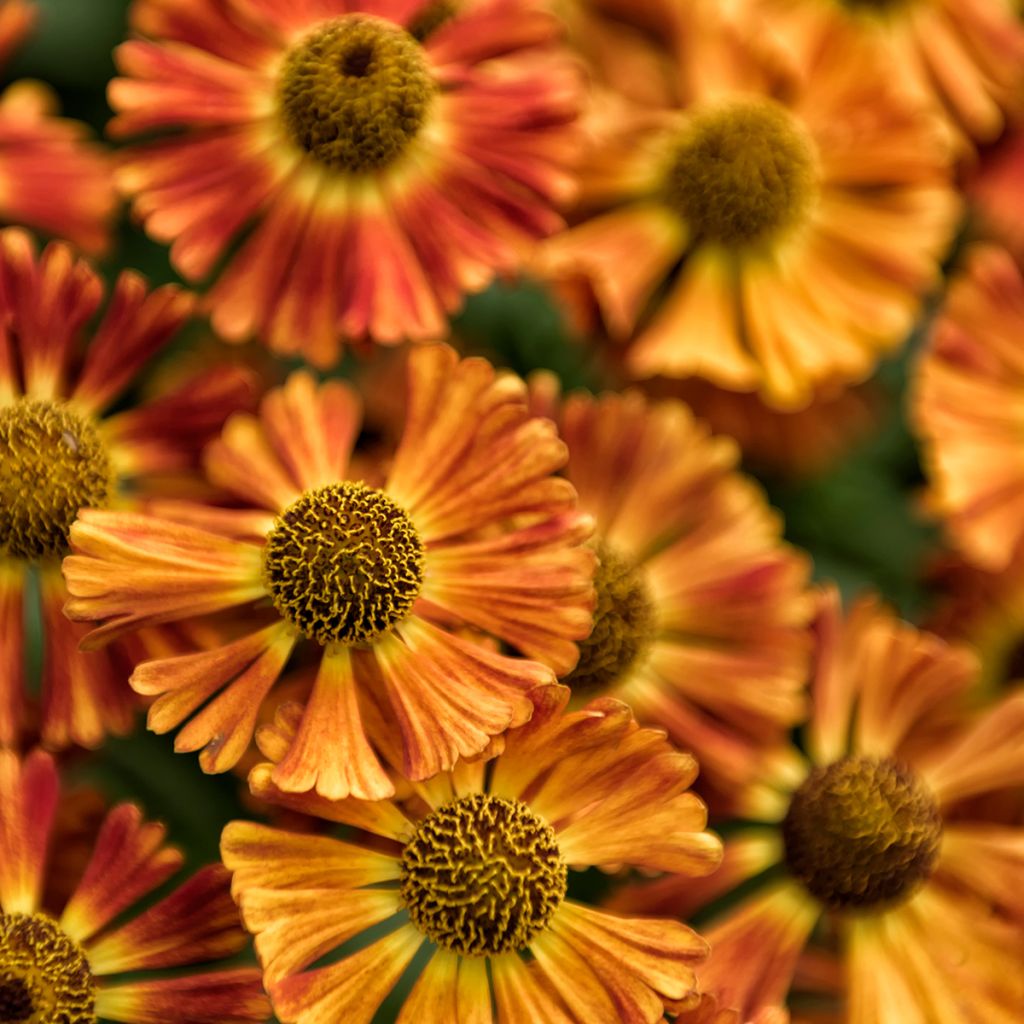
left=12, top=1, right=949, bottom=1019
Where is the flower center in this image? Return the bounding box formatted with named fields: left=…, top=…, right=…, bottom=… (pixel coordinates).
left=664, top=98, right=818, bottom=248
left=0, top=913, right=95, bottom=1024
left=277, top=14, right=436, bottom=173
left=400, top=794, right=568, bottom=956
left=263, top=481, right=424, bottom=646
left=408, top=0, right=460, bottom=40
left=0, top=398, right=113, bottom=562
left=562, top=544, right=655, bottom=694
left=782, top=756, right=942, bottom=910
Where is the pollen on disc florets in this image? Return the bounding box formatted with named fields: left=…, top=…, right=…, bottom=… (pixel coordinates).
left=400, top=794, right=568, bottom=956
left=0, top=398, right=113, bottom=561
left=278, top=13, right=436, bottom=173
left=664, top=97, right=818, bottom=248
left=782, top=756, right=942, bottom=911
left=562, top=543, right=656, bottom=695
left=0, top=912, right=96, bottom=1024
left=263, top=481, right=425, bottom=647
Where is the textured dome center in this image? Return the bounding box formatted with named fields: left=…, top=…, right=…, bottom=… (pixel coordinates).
left=782, top=756, right=942, bottom=910
left=278, top=14, right=436, bottom=172
left=400, top=794, right=568, bottom=956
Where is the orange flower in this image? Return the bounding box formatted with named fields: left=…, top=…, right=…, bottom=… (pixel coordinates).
left=222, top=686, right=722, bottom=1023
left=0, top=228, right=253, bottom=750
left=63, top=345, right=596, bottom=801
left=740, top=0, right=1024, bottom=149
left=0, top=3, right=115, bottom=253
left=914, top=244, right=1024, bottom=571
left=108, top=0, right=581, bottom=365
left=538, top=5, right=959, bottom=408
left=529, top=375, right=813, bottom=806
left=613, top=589, right=1024, bottom=1022
left=0, top=748, right=269, bottom=1023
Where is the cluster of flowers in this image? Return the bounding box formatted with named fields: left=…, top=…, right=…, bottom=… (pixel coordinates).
left=2, top=0, right=1024, bottom=1021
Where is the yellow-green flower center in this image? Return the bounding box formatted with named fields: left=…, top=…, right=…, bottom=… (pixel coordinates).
left=400, top=794, right=568, bottom=956
left=562, top=544, right=655, bottom=694
left=782, top=756, right=942, bottom=910
left=278, top=14, right=436, bottom=173
left=0, top=398, right=113, bottom=561
left=263, top=481, right=424, bottom=646
left=408, top=0, right=460, bottom=40
left=664, top=98, right=818, bottom=248
left=0, top=913, right=95, bottom=1024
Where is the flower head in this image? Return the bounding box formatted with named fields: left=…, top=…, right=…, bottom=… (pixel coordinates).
left=529, top=375, right=813, bottom=805
left=914, top=244, right=1024, bottom=571
left=538, top=5, right=959, bottom=408
left=0, top=748, right=270, bottom=1024
left=63, top=345, right=596, bottom=800
left=0, top=228, right=253, bottom=750
left=222, top=686, right=722, bottom=1023
left=612, top=588, right=1024, bottom=1021
left=109, top=0, right=581, bottom=364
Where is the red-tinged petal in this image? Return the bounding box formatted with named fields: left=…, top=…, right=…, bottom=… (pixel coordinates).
left=109, top=40, right=267, bottom=135
left=609, top=830, right=784, bottom=922
left=426, top=0, right=561, bottom=66
left=537, top=203, right=686, bottom=338
left=528, top=927, right=637, bottom=1022
left=237, top=886, right=401, bottom=983
left=336, top=203, right=447, bottom=345
left=64, top=509, right=266, bottom=647
left=85, top=864, right=247, bottom=974
left=59, top=803, right=182, bottom=945
left=0, top=561, right=25, bottom=745
left=421, top=512, right=595, bottom=673
left=374, top=616, right=544, bottom=782
left=133, top=623, right=293, bottom=766
left=0, top=748, right=58, bottom=914
left=550, top=901, right=709, bottom=1005
left=395, top=949, right=459, bottom=1023
left=937, top=824, right=1024, bottom=920
left=221, top=822, right=401, bottom=892
left=171, top=624, right=296, bottom=775
left=204, top=411, right=304, bottom=512
left=487, top=688, right=623, bottom=800
left=38, top=571, right=137, bottom=749
left=0, top=86, right=116, bottom=255
left=270, top=648, right=394, bottom=801
left=118, top=130, right=288, bottom=280
left=102, top=365, right=257, bottom=480
left=268, top=924, right=422, bottom=1024
left=696, top=883, right=818, bottom=1021
left=128, top=0, right=281, bottom=66
left=556, top=776, right=722, bottom=876
left=141, top=500, right=275, bottom=541
left=491, top=954, right=575, bottom=1023
left=919, top=691, right=1024, bottom=804
left=70, top=272, right=195, bottom=413
left=386, top=345, right=573, bottom=539
left=248, top=761, right=413, bottom=841
left=0, top=229, right=103, bottom=400
left=259, top=372, right=360, bottom=492
left=95, top=969, right=271, bottom=1024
